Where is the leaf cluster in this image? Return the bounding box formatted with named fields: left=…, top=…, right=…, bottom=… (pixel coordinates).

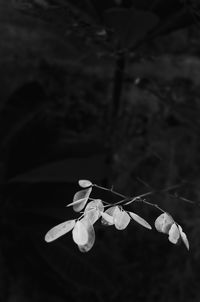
left=45, top=179, right=189, bottom=252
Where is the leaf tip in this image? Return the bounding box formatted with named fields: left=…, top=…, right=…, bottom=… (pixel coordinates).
left=44, top=233, right=51, bottom=243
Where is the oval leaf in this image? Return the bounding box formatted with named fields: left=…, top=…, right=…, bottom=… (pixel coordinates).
left=84, top=199, right=104, bottom=224
left=45, top=219, right=76, bottom=242
left=78, top=179, right=92, bottom=188
left=114, top=209, right=130, bottom=230
left=67, top=187, right=92, bottom=212
left=178, top=225, right=189, bottom=250
left=78, top=218, right=95, bottom=252
left=101, top=206, right=117, bottom=226
left=106, top=206, right=118, bottom=215
left=129, top=212, right=152, bottom=230
left=168, top=223, right=180, bottom=244
left=72, top=220, right=89, bottom=245
left=155, top=212, right=174, bottom=234
left=101, top=206, right=119, bottom=225
left=101, top=212, right=114, bottom=225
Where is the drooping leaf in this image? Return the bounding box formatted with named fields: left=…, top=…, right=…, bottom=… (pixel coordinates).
left=178, top=225, right=189, bottom=250
left=67, top=187, right=92, bottom=212
left=45, top=219, right=76, bottom=242
left=72, top=220, right=89, bottom=246
left=84, top=199, right=104, bottom=224
left=155, top=212, right=174, bottom=234
left=129, top=212, right=152, bottom=230
left=66, top=199, right=85, bottom=208
left=113, top=208, right=130, bottom=230
left=78, top=179, right=93, bottom=188
left=101, top=212, right=114, bottom=225
left=78, top=218, right=95, bottom=252
left=168, top=223, right=180, bottom=244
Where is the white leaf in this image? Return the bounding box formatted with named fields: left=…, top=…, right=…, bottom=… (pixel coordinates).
left=72, top=220, right=89, bottom=245
left=101, top=212, right=114, bottom=225
left=84, top=199, right=104, bottom=224
left=129, top=212, right=152, bottom=230
left=101, top=206, right=117, bottom=226
left=78, top=218, right=95, bottom=252
left=66, top=198, right=85, bottom=208
left=178, top=225, right=189, bottom=250
left=168, top=223, right=180, bottom=244
left=114, top=208, right=130, bottom=230
left=45, top=220, right=76, bottom=242
left=101, top=206, right=117, bottom=225
left=155, top=212, right=174, bottom=234
left=78, top=179, right=92, bottom=188
left=67, top=187, right=92, bottom=212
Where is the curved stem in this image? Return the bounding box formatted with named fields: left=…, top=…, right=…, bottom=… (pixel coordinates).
left=93, top=183, right=127, bottom=199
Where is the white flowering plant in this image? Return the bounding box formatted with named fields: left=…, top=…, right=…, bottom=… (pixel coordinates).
left=45, top=179, right=189, bottom=252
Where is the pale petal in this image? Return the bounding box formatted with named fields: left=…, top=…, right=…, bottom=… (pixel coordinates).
left=45, top=220, right=76, bottom=242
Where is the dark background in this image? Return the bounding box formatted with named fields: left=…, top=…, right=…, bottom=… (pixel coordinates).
left=1, top=0, right=200, bottom=301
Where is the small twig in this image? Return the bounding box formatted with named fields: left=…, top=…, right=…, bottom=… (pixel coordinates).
left=136, top=177, right=152, bottom=189
left=168, top=193, right=200, bottom=207
left=138, top=199, right=165, bottom=213
left=92, top=181, right=200, bottom=214
left=93, top=184, right=127, bottom=199
left=93, top=183, right=182, bottom=213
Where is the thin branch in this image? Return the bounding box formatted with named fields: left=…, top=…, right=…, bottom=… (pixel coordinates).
left=168, top=192, right=200, bottom=207
left=93, top=183, right=183, bottom=213
left=136, top=199, right=165, bottom=213
left=93, top=184, right=127, bottom=199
